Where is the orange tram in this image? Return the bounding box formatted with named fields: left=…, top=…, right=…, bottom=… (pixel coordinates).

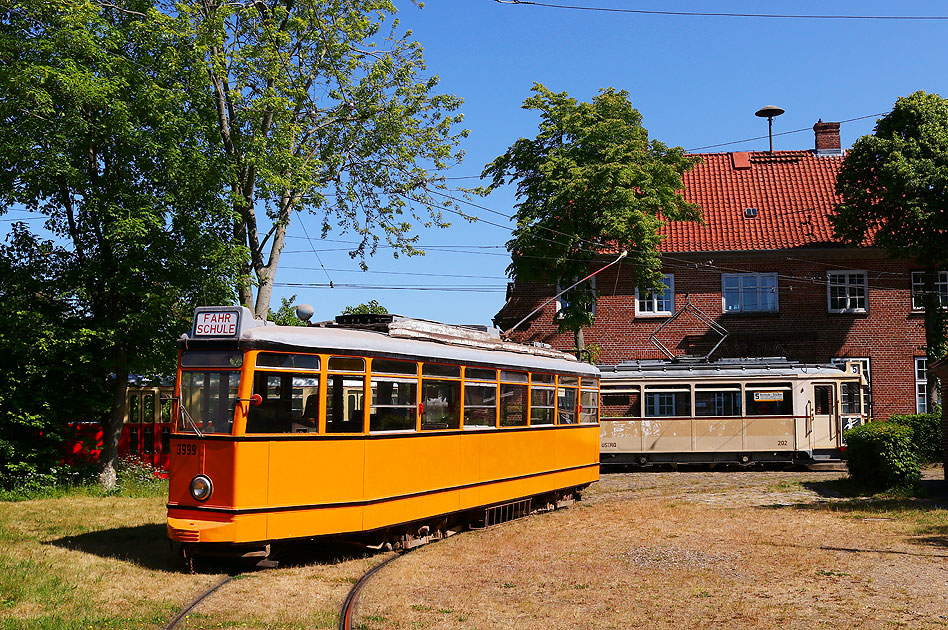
left=167, top=306, right=600, bottom=562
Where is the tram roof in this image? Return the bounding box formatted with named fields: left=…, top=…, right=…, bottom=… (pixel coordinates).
left=598, top=357, right=849, bottom=380
left=235, top=322, right=600, bottom=376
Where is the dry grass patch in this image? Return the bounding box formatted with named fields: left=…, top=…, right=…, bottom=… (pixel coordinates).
left=354, top=471, right=948, bottom=630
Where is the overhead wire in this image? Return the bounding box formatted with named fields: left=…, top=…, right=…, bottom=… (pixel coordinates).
left=491, top=1, right=948, bottom=21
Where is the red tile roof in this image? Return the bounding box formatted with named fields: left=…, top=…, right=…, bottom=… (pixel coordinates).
left=661, top=150, right=845, bottom=253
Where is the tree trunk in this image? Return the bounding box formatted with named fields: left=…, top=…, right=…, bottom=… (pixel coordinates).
left=573, top=326, right=585, bottom=361
left=97, top=345, right=128, bottom=489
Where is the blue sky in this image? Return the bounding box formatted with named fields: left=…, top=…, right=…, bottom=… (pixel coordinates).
left=6, top=2, right=944, bottom=327
left=274, top=0, right=947, bottom=326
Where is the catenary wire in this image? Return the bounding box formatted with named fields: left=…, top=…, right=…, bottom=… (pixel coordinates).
left=491, top=1, right=948, bottom=21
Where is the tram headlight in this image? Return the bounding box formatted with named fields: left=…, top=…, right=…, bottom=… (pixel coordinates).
left=189, top=475, right=213, bottom=501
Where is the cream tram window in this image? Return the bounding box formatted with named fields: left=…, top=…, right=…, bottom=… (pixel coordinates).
left=422, top=363, right=461, bottom=431
left=745, top=384, right=792, bottom=416
left=601, top=387, right=641, bottom=418
left=694, top=386, right=742, bottom=417
left=531, top=379, right=556, bottom=425
left=644, top=387, right=690, bottom=417
left=179, top=370, right=240, bottom=434
left=246, top=373, right=320, bottom=433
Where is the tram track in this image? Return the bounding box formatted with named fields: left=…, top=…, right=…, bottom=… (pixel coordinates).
left=339, top=551, right=403, bottom=630
left=162, top=574, right=235, bottom=630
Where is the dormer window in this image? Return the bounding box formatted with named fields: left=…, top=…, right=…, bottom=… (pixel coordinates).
left=744, top=207, right=758, bottom=218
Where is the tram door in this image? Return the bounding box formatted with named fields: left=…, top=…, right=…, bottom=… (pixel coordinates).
left=126, top=390, right=158, bottom=467
left=810, top=384, right=838, bottom=449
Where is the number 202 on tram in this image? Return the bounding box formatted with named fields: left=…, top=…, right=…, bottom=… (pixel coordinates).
left=166, top=306, right=600, bottom=561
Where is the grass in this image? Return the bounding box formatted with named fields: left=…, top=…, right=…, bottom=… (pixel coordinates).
left=1, top=467, right=946, bottom=629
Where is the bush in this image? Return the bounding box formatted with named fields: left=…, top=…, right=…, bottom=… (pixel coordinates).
left=888, top=410, right=942, bottom=463
left=843, top=422, right=920, bottom=490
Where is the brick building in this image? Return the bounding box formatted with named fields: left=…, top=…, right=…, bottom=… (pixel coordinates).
left=494, top=121, right=940, bottom=420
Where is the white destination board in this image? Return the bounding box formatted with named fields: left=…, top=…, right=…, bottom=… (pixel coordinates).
left=753, top=391, right=784, bottom=402
left=194, top=311, right=239, bottom=337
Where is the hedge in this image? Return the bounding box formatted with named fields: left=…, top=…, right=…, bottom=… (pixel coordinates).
left=843, top=422, right=920, bottom=490
left=887, top=410, right=942, bottom=463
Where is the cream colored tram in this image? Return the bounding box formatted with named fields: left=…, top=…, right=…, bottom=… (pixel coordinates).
left=599, top=358, right=868, bottom=466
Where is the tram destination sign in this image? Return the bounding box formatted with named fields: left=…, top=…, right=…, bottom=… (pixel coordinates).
left=753, top=391, right=784, bottom=402
left=194, top=311, right=239, bottom=337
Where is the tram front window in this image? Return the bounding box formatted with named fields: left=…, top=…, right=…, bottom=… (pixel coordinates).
left=178, top=371, right=240, bottom=434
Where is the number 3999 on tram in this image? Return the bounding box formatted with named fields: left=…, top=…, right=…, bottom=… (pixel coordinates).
left=167, top=306, right=600, bottom=562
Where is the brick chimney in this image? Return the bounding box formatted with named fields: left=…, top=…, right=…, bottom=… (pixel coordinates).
left=813, top=119, right=842, bottom=156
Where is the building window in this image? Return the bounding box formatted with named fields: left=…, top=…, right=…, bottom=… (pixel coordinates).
left=916, top=357, right=929, bottom=414
left=635, top=274, right=674, bottom=316
left=827, top=271, right=867, bottom=313
left=911, top=271, right=948, bottom=310
left=556, top=277, right=596, bottom=318
left=722, top=273, right=778, bottom=313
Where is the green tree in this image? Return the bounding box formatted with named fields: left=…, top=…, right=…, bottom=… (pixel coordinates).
left=268, top=295, right=306, bottom=326
left=833, top=91, right=948, bottom=397
left=342, top=300, right=389, bottom=315
left=181, top=0, right=468, bottom=319
left=481, top=84, right=701, bottom=354
left=0, top=225, right=110, bottom=487
left=0, top=1, right=240, bottom=487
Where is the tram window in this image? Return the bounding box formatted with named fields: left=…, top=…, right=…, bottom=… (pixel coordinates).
left=246, top=373, right=320, bottom=433
left=179, top=371, right=239, bottom=434
left=327, top=374, right=365, bottom=433
left=464, top=383, right=497, bottom=428
left=580, top=377, right=600, bottom=390
left=467, top=367, right=497, bottom=381
left=129, top=426, right=139, bottom=454
left=644, top=389, right=690, bottom=417
left=143, top=429, right=154, bottom=455
left=128, top=395, right=140, bottom=424
left=580, top=389, right=599, bottom=424
left=161, top=396, right=172, bottom=424
left=532, top=373, right=554, bottom=384
left=557, top=387, right=578, bottom=424
left=372, top=359, right=418, bottom=376
left=161, top=426, right=171, bottom=453
left=256, top=353, right=319, bottom=370
left=370, top=377, right=417, bottom=432
left=500, top=383, right=528, bottom=426
left=500, top=370, right=528, bottom=383
left=423, top=363, right=460, bottom=378
left=143, top=394, right=155, bottom=424
left=180, top=351, right=243, bottom=368
left=559, top=375, right=579, bottom=387
left=814, top=386, right=832, bottom=415
left=421, top=380, right=461, bottom=430
left=840, top=382, right=861, bottom=414
left=745, top=384, right=793, bottom=416
left=601, top=391, right=641, bottom=418
left=329, top=356, right=365, bottom=372
left=694, top=389, right=742, bottom=417
left=531, top=386, right=555, bottom=425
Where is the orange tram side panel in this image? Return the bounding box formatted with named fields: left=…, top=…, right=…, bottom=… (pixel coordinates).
left=167, top=425, right=600, bottom=546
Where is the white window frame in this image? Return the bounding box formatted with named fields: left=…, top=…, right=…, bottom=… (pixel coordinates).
left=827, top=270, right=868, bottom=313
left=721, top=272, right=779, bottom=313
left=915, top=356, right=929, bottom=414
left=556, top=276, right=596, bottom=318
left=634, top=274, right=675, bottom=317
left=831, top=357, right=871, bottom=415
left=911, top=270, right=948, bottom=311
